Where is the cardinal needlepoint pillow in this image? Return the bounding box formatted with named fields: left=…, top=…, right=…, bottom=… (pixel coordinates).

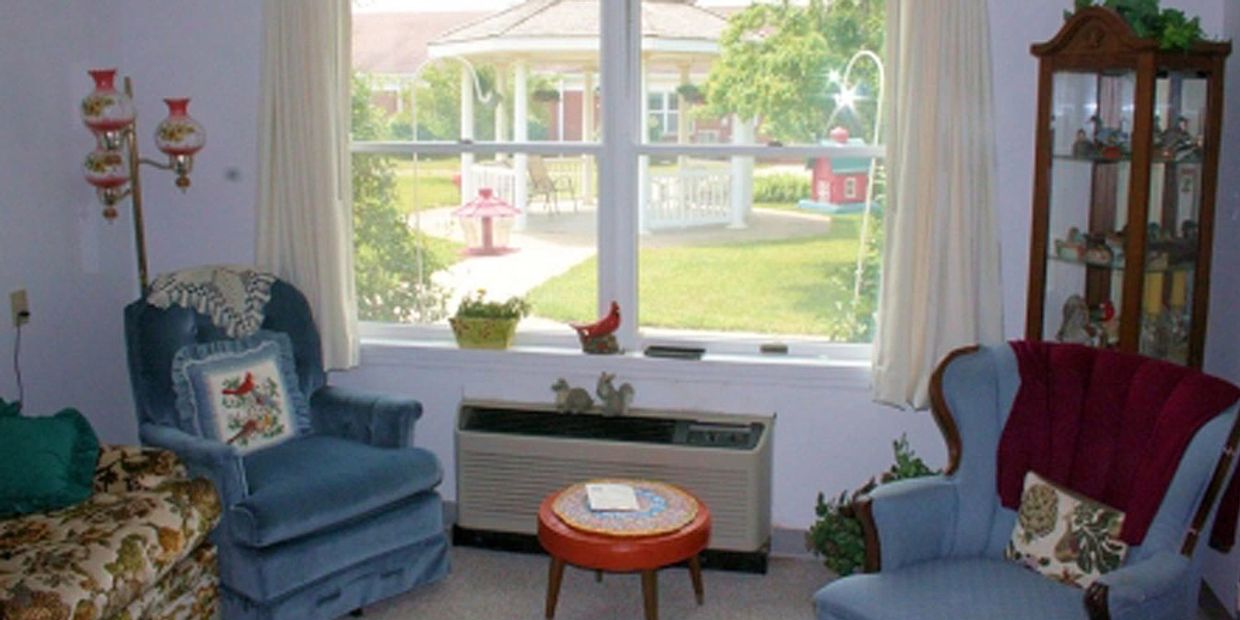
left=1005, top=470, right=1128, bottom=589
left=171, top=331, right=308, bottom=454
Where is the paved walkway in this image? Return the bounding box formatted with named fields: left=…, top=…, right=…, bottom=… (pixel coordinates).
left=409, top=202, right=835, bottom=308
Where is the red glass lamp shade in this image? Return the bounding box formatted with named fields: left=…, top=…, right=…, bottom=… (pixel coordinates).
left=80, top=69, right=136, bottom=134
left=83, top=147, right=129, bottom=189
left=154, top=98, right=206, bottom=156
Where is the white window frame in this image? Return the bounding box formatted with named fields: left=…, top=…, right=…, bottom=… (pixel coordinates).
left=352, top=0, right=884, bottom=361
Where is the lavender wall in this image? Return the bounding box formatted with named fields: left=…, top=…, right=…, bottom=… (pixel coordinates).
left=0, top=2, right=136, bottom=442
left=1, top=0, right=1237, bottom=573
left=110, top=0, right=262, bottom=276
left=1202, top=0, right=1240, bottom=609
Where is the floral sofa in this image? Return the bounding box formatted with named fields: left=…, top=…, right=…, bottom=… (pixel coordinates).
left=0, top=445, right=221, bottom=620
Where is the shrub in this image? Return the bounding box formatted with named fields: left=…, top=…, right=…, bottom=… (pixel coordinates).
left=753, top=173, right=811, bottom=204
left=806, top=434, right=936, bottom=576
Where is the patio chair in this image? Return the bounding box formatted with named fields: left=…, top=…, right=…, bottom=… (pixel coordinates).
left=529, top=155, right=576, bottom=214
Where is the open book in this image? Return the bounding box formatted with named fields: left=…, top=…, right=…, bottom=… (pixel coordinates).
left=586, top=483, right=640, bottom=512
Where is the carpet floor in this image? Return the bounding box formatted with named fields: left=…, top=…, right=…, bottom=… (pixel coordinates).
left=363, top=546, right=834, bottom=620
left=360, top=546, right=1230, bottom=620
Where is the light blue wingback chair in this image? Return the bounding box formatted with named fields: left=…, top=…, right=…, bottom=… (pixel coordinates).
left=125, top=278, right=449, bottom=620
left=815, top=343, right=1240, bottom=620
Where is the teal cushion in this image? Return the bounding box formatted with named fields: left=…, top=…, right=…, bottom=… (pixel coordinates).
left=0, top=403, right=100, bottom=517
left=171, top=330, right=309, bottom=454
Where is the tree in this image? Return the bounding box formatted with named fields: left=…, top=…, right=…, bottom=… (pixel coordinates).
left=351, top=73, right=451, bottom=322
left=705, top=0, right=884, bottom=144
left=387, top=63, right=558, bottom=142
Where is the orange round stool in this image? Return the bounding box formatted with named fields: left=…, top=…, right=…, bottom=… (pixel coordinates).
left=537, top=484, right=711, bottom=620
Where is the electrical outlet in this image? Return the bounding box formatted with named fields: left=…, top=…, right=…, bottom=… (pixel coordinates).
left=10, top=289, right=29, bottom=327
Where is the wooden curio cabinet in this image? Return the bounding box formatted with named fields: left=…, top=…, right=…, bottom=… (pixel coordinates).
left=1025, top=7, right=1231, bottom=367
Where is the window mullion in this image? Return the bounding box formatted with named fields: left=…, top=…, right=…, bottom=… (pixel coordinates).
left=598, top=0, right=641, bottom=349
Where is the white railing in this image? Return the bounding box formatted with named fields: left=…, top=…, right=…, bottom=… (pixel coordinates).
left=470, top=162, right=516, bottom=204
left=544, top=156, right=595, bottom=204
left=469, top=156, right=595, bottom=210
left=469, top=158, right=729, bottom=228
left=645, top=165, right=732, bottom=230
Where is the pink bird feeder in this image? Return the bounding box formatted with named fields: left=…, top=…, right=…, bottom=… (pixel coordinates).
left=453, top=187, right=522, bottom=256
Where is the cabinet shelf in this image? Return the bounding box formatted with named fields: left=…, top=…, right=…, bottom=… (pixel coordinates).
left=1047, top=254, right=1194, bottom=273
left=1052, top=153, right=1203, bottom=165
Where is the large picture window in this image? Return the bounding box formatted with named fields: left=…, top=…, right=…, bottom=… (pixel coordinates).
left=350, top=0, right=885, bottom=351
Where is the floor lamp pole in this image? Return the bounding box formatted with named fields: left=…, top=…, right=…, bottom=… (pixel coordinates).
left=123, top=77, right=151, bottom=292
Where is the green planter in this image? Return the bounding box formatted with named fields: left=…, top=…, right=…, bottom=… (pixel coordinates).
left=449, top=316, right=519, bottom=349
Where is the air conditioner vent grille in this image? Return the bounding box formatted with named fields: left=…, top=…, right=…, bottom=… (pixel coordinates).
left=456, top=401, right=773, bottom=552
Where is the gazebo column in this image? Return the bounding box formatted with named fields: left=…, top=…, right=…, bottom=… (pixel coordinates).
left=513, top=60, right=529, bottom=230
left=728, top=115, right=754, bottom=229
left=460, top=67, right=476, bottom=202
left=677, top=64, right=691, bottom=169
left=493, top=69, right=508, bottom=146
left=638, top=57, right=650, bottom=234
left=581, top=68, right=594, bottom=205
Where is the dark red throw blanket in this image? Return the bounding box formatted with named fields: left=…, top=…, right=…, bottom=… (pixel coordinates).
left=999, top=341, right=1240, bottom=547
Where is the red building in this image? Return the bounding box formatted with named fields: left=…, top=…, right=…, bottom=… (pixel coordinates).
left=801, top=127, right=872, bottom=214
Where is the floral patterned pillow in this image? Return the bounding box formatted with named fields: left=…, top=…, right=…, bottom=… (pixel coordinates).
left=1005, top=471, right=1128, bottom=588
left=171, top=331, right=308, bottom=454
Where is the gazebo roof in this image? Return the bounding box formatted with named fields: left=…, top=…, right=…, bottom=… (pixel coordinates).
left=428, top=0, right=727, bottom=67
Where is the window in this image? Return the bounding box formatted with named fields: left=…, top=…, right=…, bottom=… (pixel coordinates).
left=351, top=0, right=885, bottom=351
left=647, top=92, right=679, bottom=141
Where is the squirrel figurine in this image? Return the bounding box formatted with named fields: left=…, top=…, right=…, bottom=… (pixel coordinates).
left=551, top=378, right=594, bottom=414
left=596, top=372, right=634, bottom=417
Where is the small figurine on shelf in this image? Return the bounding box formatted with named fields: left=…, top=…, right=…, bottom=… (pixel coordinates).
left=1057, top=294, right=1098, bottom=345
left=571, top=301, right=621, bottom=354
left=1083, top=234, right=1114, bottom=266
left=1054, top=226, right=1087, bottom=261
left=596, top=372, right=634, bottom=417
left=1072, top=128, right=1097, bottom=158
left=1181, top=219, right=1199, bottom=242
left=1090, top=115, right=1129, bottom=159
left=551, top=378, right=595, bottom=414
left=1163, top=116, right=1200, bottom=161
left=1093, top=299, right=1120, bottom=347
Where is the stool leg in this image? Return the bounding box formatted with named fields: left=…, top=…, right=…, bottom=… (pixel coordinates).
left=595, top=569, right=603, bottom=583
left=641, top=570, right=658, bottom=620
left=545, top=557, right=566, bottom=619
left=689, top=555, right=704, bottom=605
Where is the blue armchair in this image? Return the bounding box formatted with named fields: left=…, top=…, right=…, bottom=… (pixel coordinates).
left=125, top=277, right=449, bottom=620
left=815, top=343, right=1240, bottom=620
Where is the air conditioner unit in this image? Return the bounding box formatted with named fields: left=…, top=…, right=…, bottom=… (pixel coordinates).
left=455, top=400, right=774, bottom=567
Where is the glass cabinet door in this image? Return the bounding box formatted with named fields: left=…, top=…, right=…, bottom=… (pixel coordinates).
left=1043, top=70, right=1135, bottom=349
left=1139, top=71, right=1210, bottom=363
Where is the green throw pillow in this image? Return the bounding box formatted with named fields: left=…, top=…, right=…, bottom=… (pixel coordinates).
left=0, top=402, right=100, bottom=518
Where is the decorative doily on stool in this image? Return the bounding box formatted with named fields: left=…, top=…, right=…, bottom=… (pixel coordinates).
left=552, top=479, right=698, bottom=537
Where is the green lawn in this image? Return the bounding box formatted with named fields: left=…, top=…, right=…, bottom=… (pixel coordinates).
left=393, top=158, right=463, bottom=214
left=526, top=215, right=866, bottom=334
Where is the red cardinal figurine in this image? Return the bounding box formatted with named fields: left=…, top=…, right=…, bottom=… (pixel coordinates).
left=571, top=301, right=621, bottom=339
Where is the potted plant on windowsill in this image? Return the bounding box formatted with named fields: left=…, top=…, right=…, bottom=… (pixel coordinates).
left=449, top=289, right=531, bottom=350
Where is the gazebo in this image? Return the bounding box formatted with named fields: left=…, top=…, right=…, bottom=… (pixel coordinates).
left=425, top=0, right=753, bottom=231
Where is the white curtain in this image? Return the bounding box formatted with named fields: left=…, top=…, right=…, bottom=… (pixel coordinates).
left=872, top=0, right=1003, bottom=408
left=257, top=0, right=359, bottom=369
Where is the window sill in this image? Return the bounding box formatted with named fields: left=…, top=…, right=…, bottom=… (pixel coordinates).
left=358, top=324, right=873, bottom=390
